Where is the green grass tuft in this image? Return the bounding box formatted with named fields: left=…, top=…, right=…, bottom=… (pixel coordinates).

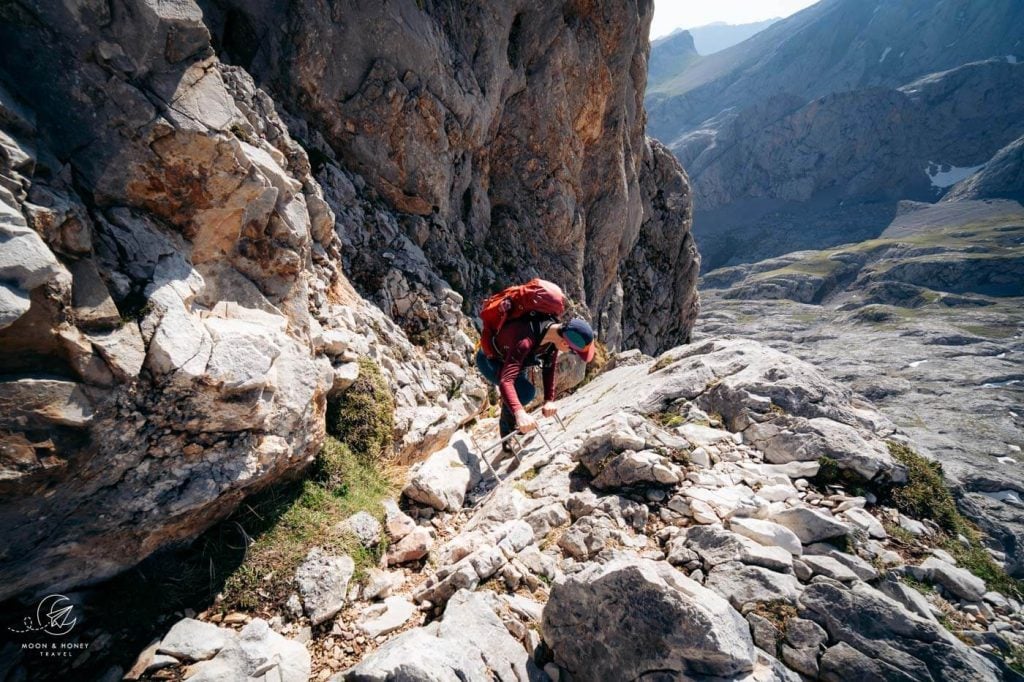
left=886, top=442, right=963, bottom=534
left=219, top=436, right=396, bottom=612
left=326, top=357, right=395, bottom=463
left=885, top=441, right=1023, bottom=599
left=1007, top=643, right=1024, bottom=675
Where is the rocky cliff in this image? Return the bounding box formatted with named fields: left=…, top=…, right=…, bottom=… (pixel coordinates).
left=0, top=0, right=698, bottom=608
left=197, top=0, right=700, bottom=352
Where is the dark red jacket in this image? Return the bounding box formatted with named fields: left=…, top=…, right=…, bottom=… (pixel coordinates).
left=493, top=317, right=558, bottom=414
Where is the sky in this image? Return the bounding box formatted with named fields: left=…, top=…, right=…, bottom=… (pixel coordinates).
left=650, top=0, right=820, bottom=39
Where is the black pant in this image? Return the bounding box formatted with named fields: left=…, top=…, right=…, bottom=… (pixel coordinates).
left=475, top=349, right=537, bottom=439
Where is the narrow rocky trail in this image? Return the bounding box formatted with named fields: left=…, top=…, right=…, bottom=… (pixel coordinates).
left=126, top=338, right=1024, bottom=681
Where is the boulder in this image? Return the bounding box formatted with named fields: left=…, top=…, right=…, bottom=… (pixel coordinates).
left=772, top=507, right=851, bottom=544
left=543, top=556, right=756, bottom=679
left=331, top=362, right=360, bottom=393
left=156, top=619, right=230, bottom=661
left=680, top=525, right=793, bottom=572
left=842, top=507, right=887, bottom=539
left=799, top=581, right=999, bottom=681
left=175, top=618, right=310, bottom=682
left=558, top=514, right=614, bottom=561
left=340, top=511, right=382, bottom=547
left=705, top=562, right=803, bottom=610
left=340, top=590, right=530, bottom=681
left=730, top=517, right=803, bottom=556
left=801, top=555, right=859, bottom=583
left=803, top=544, right=879, bottom=581
left=382, top=499, right=416, bottom=541
left=919, top=557, right=986, bottom=602
left=385, top=526, right=433, bottom=565
left=403, top=432, right=479, bottom=511
left=360, top=569, right=404, bottom=602
left=356, top=597, right=416, bottom=638
left=590, top=449, right=682, bottom=488
left=294, top=548, right=354, bottom=625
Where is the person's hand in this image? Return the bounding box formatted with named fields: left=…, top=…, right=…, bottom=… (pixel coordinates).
left=515, top=409, right=537, bottom=434
left=541, top=402, right=558, bottom=418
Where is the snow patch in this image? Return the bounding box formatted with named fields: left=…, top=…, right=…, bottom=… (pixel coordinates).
left=981, top=490, right=1023, bottom=505
left=997, top=457, right=1017, bottom=465
left=879, top=47, right=892, bottom=63
left=907, top=360, right=928, bottom=368
left=926, top=161, right=985, bottom=189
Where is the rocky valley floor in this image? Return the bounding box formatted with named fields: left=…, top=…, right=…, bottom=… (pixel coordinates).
left=699, top=198, right=1024, bottom=579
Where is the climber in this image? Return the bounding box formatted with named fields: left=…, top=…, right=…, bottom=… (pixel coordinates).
left=476, top=315, right=596, bottom=453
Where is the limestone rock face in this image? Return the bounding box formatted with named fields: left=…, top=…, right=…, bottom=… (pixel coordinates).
left=273, top=336, right=1020, bottom=681
left=0, top=0, right=497, bottom=602
left=944, top=133, right=1024, bottom=203
left=198, top=0, right=700, bottom=354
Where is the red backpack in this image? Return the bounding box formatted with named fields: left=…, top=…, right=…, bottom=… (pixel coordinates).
left=479, top=278, right=566, bottom=359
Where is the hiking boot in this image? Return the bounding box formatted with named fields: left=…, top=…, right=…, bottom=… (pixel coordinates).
left=499, top=443, right=517, bottom=460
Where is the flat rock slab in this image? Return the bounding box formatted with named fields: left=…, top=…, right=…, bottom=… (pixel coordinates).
left=339, top=590, right=529, bottom=681
left=155, top=618, right=309, bottom=682
left=705, top=562, right=803, bottom=610
left=357, top=596, right=416, bottom=638
left=543, top=555, right=756, bottom=680
left=156, top=618, right=229, bottom=661
left=772, top=506, right=851, bottom=544
left=920, top=556, right=987, bottom=601
left=802, top=554, right=859, bottom=582
left=730, top=517, right=803, bottom=556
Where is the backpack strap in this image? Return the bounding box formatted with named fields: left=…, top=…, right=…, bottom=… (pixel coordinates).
left=493, top=313, right=558, bottom=365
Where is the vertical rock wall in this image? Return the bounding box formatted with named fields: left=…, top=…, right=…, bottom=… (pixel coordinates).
left=200, top=0, right=699, bottom=353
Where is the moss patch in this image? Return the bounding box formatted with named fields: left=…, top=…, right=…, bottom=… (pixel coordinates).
left=750, top=600, right=798, bottom=632
left=327, top=357, right=395, bottom=463
left=649, top=353, right=679, bottom=373
left=653, top=411, right=685, bottom=428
